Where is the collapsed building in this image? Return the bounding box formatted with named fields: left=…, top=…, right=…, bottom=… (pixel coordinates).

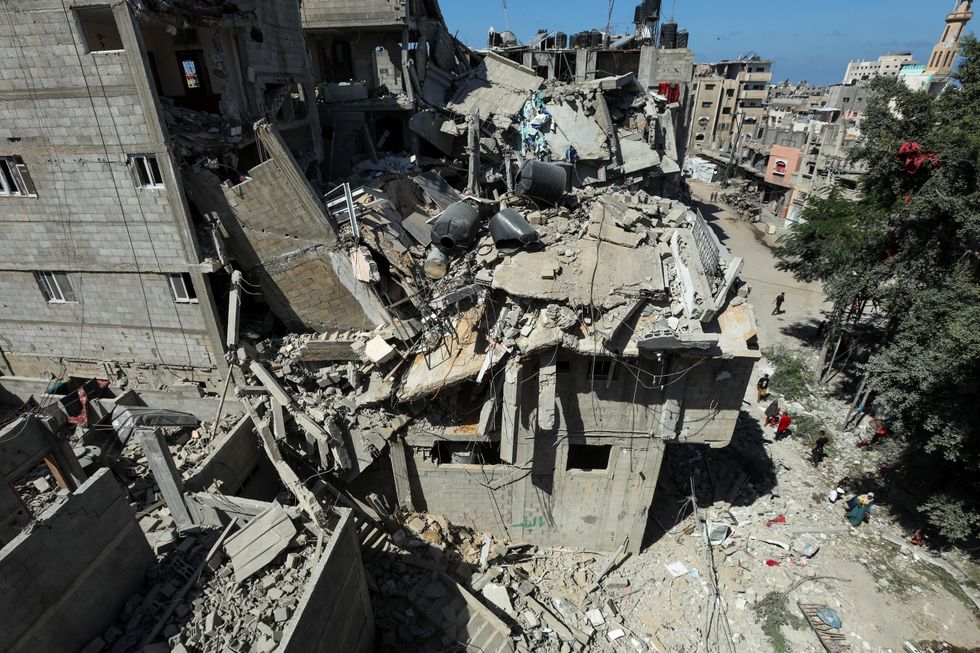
left=0, top=1, right=758, bottom=651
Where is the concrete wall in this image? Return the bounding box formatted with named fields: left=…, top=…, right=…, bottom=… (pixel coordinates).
left=301, top=0, right=407, bottom=29
left=0, top=271, right=216, bottom=376
left=396, top=349, right=753, bottom=553
left=0, top=1, right=222, bottom=381
left=764, top=144, right=802, bottom=188
left=187, top=140, right=386, bottom=332
left=277, top=508, right=374, bottom=653
left=186, top=416, right=261, bottom=493
left=0, top=468, right=153, bottom=653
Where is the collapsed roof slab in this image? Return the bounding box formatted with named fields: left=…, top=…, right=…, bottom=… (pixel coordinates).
left=446, top=52, right=544, bottom=119
left=492, top=240, right=666, bottom=309
left=399, top=305, right=497, bottom=402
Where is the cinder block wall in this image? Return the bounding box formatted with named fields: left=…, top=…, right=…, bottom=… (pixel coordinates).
left=278, top=509, right=374, bottom=653
left=301, top=0, right=406, bottom=28
left=217, top=160, right=382, bottom=331
left=0, top=271, right=214, bottom=372
left=0, top=468, right=154, bottom=653
left=0, top=2, right=218, bottom=379
left=677, top=355, right=755, bottom=446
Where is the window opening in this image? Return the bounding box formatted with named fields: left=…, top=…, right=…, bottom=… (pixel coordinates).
left=0, top=157, right=37, bottom=196
left=591, top=359, right=616, bottom=382
left=130, top=155, right=164, bottom=188
left=432, top=441, right=502, bottom=465
left=566, top=443, right=612, bottom=471
left=75, top=6, right=124, bottom=52
left=168, top=273, right=198, bottom=303
left=36, top=272, right=77, bottom=303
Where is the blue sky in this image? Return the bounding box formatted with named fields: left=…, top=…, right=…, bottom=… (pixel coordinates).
left=440, top=0, right=971, bottom=84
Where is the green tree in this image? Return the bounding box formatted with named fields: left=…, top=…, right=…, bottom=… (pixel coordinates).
left=774, top=37, right=980, bottom=542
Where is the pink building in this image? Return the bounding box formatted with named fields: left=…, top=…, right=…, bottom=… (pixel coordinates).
left=765, top=145, right=801, bottom=188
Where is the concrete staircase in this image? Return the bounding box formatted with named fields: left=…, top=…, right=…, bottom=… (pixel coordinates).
left=406, top=572, right=516, bottom=653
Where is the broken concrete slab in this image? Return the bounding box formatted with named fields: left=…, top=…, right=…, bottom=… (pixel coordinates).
left=447, top=52, right=543, bottom=119
left=223, top=502, right=297, bottom=583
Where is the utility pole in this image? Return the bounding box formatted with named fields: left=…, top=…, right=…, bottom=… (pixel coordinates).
left=502, top=0, right=510, bottom=31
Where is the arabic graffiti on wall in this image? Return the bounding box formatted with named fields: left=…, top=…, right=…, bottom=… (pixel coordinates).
left=512, top=514, right=549, bottom=533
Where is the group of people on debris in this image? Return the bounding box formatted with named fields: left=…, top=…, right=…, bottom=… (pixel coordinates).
left=758, top=372, right=877, bottom=528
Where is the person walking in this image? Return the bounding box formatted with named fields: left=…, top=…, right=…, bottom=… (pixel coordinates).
left=764, top=399, right=780, bottom=426
left=810, top=430, right=830, bottom=467
left=775, top=411, right=792, bottom=440
left=756, top=373, right=770, bottom=402
left=772, top=292, right=786, bottom=315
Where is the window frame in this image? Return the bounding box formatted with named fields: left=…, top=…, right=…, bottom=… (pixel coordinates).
left=0, top=157, right=37, bottom=197
left=167, top=273, right=198, bottom=304
left=74, top=5, right=125, bottom=54
left=36, top=271, right=78, bottom=304
left=129, top=154, right=164, bottom=189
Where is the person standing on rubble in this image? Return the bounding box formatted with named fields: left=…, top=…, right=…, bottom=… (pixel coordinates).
left=772, top=292, right=786, bottom=315
left=756, top=373, right=771, bottom=402
left=809, top=430, right=830, bottom=467
left=775, top=411, right=792, bottom=440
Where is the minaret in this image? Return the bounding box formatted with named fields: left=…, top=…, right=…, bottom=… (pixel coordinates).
left=925, top=1, right=974, bottom=76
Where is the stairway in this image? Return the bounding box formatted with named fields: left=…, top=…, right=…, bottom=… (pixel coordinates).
left=406, top=572, right=515, bottom=653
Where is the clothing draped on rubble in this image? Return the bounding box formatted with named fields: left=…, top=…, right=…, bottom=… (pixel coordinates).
left=519, top=92, right=552, bottom=158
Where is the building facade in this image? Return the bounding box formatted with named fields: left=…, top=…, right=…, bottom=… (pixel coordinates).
left=842, top=52, right=916, bottom=85
left=687, top=57, right=772, bottom=157
left=0, top=0, right=357, bottom=390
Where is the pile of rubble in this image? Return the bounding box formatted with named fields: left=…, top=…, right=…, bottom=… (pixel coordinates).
left=99, top=502, right=321, bottom=653
left=233, top=175, right=742, bottom=484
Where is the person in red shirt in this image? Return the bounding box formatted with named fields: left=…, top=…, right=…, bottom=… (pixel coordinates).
left=775, top=412, right=792, bottom=440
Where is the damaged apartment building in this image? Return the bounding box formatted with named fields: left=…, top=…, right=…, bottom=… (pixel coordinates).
left=0, top=1, right=758, bottom=651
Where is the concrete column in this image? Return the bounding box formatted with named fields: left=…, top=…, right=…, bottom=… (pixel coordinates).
left=656, top=355, right=689, bottom=440
left=136, top=428, right=195, bottom=531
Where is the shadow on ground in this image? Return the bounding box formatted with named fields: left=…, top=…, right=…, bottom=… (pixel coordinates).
left=642, top=408, right=777, bottom=550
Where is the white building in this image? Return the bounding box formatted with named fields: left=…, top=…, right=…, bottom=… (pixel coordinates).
left=843, top=52, right=917, bottom=85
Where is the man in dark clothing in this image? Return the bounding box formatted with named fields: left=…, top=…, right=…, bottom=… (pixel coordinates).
left=810, top=430, right=830, bottom=467
left=757, top=374, right=770, bottom=402
left=772, top=292, right=786, bottom=315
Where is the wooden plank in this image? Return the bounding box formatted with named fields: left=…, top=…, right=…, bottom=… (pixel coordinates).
left=42, top=455, right=69, bottom=491
left=223, top=502, right=297, bottom=583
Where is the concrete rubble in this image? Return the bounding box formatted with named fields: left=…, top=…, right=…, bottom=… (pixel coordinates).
left=0, top=1, right=781, bottom=652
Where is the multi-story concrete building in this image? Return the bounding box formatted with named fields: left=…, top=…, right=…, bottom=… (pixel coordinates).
left=842, top=52, right=916, bottom=85
left=0, top=0, right=365, bottom=390
left=686, top=57, right=772, bottom=156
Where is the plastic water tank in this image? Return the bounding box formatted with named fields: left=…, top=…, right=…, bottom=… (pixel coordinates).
left=430, top=202, right=481, bottom=250
left=516, top=160, right=567, bottom=205
left=660, top=20, right=677, bottom=49
left=489, top=208, right=540, bottom=252
left=676, top=28, right=689, bottom=49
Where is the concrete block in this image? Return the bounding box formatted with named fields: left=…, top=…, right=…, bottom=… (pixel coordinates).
left=364, top=336, right=396, bottom=364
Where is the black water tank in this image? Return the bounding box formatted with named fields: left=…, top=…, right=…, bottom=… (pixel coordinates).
left=430, top=202, right=481, bottom=250
left=635, top=0, right=661, bottom=21
left=516, top=160, right=567, bottom=206
left=676, top=28, right=689, bottom=49
left=554, top=32, right=568, bottom=49
left=489, top=208, right=540, bottom=252
left=660, top=20, right=677, bottom=49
